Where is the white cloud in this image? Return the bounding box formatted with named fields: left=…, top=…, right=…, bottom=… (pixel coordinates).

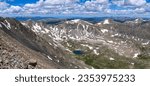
left=0, top=0, right=149, bottom=17
left=127, top=0, right=146, bottom=6
left=112, top=0, right=125, bottom=6
left=44, top=0, right=76, bottom=5
left=0, top=2, right=9, bottom=10
left=4, top=5, right=22, bottom=13
left=104, top=7, right=146, bottom=15
left=24, top=0, right=44, bottom=8
left=95, top=0, right=108, bottom=4
left=143, top=3, right=150, bottom=12
left=134, top=8, right=145, bottom=13
left=112, top=0, right=147, bottom=7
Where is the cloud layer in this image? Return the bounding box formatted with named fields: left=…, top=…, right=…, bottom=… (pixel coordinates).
left=0, top=0, right=150, bottom=17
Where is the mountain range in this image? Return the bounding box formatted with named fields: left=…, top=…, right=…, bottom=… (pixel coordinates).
left=0, top=17, right=150, bottom=69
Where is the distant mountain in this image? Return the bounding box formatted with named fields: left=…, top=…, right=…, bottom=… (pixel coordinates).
left=0, top=17, right=150, bottom=69
left=14, top=16, right=150, bottom=24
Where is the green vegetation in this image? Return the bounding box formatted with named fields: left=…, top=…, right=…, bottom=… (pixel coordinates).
left=63, top=40, right=150, bottom=69
left=79, top=55, right=129, bottom=69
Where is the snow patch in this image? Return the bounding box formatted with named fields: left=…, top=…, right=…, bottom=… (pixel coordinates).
left=0, top=23, right=2, bottom=27
left=93, top=49, right=99, bottom=55
left=96, top=47, right=99, bottom=50
left=44, top=28, right=50, bottom=33
left=32, top=23, right=42, bottom=32
left=69, top=36, right=76, bottom=40
left=1, top=22, right=9, bottom=30
left=57, top=60, right=60, bottom=63
left=133, top=53, right=139, bottom=58
left=107, top=40, right=113, bottom=44
left=142, top=41, right=149, bottom=45
left=65, top=48, right=72, bottom=52
left=97, top=22, right=102, bottom=25
left=50, top=27, right=63, bottom=41
left=135, top=19, right=139, bottom=23
left=49, top=42, right=52, bottom=46
left=54, top=36, right=63, bottom=41
left=53, top=43, right=58, bottom=47
left=81, top=44, right=93, bottom=50
left=101, top=29, right=108, bottom=33
left=111, top=33, right=119, bottom=37
left=1, top=20, right=11, bottom=30
left=71, top=19, right=80, bottom=23
left=134, top=19, right=142, bottom=23
left=5, top=20, right=11, bottom=29
left=131, top=63, right=135, bottom=65
left=47, top=56, right=53, bottom=61
left=103, top=19, right=110, bottom=24
left=74, top=66, right=78, bottom=68
left=21, top=22, right=26, bottom=26
left=67, top=42, right=71, bottom=47
left=109, top=57, right=115, bottom=61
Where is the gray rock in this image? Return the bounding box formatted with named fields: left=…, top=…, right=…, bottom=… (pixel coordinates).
left=28, top=59, right=37, bottom=67
left=27, top=65, right=35, bottom=69
left=0, top=58, right=2, bottom=63
left=4, top=59, right=9, bottom=64
left=9, top=52, right=15, bottom=57
left=2, top=50, right=7, bottom=55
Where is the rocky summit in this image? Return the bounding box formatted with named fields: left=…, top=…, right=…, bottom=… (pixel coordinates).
left=0, top=17, right=150, bottom=69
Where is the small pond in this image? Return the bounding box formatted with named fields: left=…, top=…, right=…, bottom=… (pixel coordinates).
left=73, top=50, right=84, bottom=55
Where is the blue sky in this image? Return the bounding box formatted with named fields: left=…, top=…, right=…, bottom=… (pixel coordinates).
left=0, top=0, right=150, bottom=17
left=2, top=0, right=37, bottom=6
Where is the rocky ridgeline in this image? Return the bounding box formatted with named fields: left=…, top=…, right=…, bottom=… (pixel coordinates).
left=0, top=17, right=91, bottom=69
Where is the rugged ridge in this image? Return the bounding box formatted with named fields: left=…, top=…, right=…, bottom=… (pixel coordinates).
left=22, top=18, right=150, bottom=68
left=0, top=17, right=90, bottom=69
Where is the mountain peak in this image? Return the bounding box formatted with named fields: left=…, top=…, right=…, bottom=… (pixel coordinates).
left=103, top=19, right=110, bottom=24
left=65, top=19, right=93, bottom=25
left=71, top=19, right=81, bottom=23
left=134, top=18, right=143, bottom=23
left=96, top=19, right=115, bottom=25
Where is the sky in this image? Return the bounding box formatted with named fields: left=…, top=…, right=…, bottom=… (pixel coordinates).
left=0, top=0, right=150, bottom=17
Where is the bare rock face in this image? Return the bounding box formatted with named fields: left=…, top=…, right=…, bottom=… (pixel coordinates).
left=0, top=59, right=2, bottom=63
left=28, top=59, right=37, bottom=67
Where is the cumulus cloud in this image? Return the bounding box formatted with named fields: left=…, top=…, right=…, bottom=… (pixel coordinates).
left=128, top=0, right=146, bottom=6
left=112, top=0, right=147, bottom=7
left=111, top=0, right=125, bottom=6
left=0, top=2, right=23, bottom=14
left=24, top=0, right=44, bottom=8
left=44, top=0, right=76, bottom=4
left=5, top=6, right=22, bottom=13
left=0, top=2, right=9, bottom=10
left=0, top=0, right=149, bottom=16
left=95, top=0, right=108, bottom=4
